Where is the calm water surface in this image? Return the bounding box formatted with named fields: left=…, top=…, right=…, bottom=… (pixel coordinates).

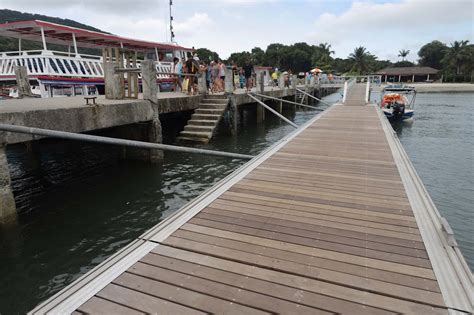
left=0, top=91, right=472, bottom=313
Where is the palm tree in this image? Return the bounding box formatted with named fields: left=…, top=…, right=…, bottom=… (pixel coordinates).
left=313, top=43, right=335, bottom=70
left=444, top=40, right=470, bottom=74
left=398, top=49, right=410, bottom=61
left=349, top=46, right=371, bottom=74
left=318, top=43, right=335, bottom=56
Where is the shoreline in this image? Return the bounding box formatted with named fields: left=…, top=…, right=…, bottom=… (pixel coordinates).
left=382, top=83, right=474, bottom=93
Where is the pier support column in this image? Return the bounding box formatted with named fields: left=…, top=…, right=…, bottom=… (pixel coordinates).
left=141, top=60, right=159, bottom=103
left=0, top=145, right=16, bottom=221
left=229, top=98, right=240, bottom=135
left=148, top=115, right=163, bottom=162
left=256, top=102, right=265, bottom=123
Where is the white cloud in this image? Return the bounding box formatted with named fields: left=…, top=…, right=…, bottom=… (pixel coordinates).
left=174, top=13, right=213, bottom=38
left=307, top=0, right=473, bottom=60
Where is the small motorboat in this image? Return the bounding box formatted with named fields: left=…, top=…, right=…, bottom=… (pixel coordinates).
left=380, top=85, right=416, bottom=121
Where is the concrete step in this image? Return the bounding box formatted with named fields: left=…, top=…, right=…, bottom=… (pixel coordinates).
left=188, top=119, right=217, bottom=127
left=183, top=125, right=215, bottom=132
left=198, top=104, right=227, bottom=110
left=201, top=98, right=228, bottom=104
left=191, top=114, right=221, bottom=121
left=177, top=136, right=210, bottom=144
left=179, top=130, right=212, bottom=139
left=195, top=108, right=225, bottom=115
left=204, top=94, right=227, bottom=100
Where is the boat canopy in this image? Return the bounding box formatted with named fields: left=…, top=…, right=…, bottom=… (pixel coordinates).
left=0, top=20, right=193, bottom=52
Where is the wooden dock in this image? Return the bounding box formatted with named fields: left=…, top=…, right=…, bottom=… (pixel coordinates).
left=31, top=84, right=472, bottom=314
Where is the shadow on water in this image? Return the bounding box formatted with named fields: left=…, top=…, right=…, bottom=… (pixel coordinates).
left=0, top=93, right=338, bottom=314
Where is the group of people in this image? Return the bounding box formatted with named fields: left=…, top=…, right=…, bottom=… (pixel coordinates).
left=171, top=54, right=255, bottom=94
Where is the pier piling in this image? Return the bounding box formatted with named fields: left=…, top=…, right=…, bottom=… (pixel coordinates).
left=0, top=144, right=16, bottom=221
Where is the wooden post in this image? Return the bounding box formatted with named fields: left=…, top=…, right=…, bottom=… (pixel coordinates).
left=141, top=59, right=159, bottom=104
left=14, top=65, right=33, bottom=98
left=0, top=144, right=16, bottom=221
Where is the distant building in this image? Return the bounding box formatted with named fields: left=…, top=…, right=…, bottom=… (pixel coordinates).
left=376, top=66, right=439, bottom=83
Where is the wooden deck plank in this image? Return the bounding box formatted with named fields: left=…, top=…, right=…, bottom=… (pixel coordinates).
left=170, top=229, right=441, bottom=292
left=95, top=283, right=206, bottom=314
left=142, top=253, right=395, bottom=315
left=128, top=262, right=333, bottom=314
left=77, top=296, right=144, bottom=314
left=152, top=245, right=447, bottom=314
left=213, top=195, right=418, bottom=227
left=189, top=217, right=431, bottom=268
left=221, top=191, right=417, bottom=223
left=113, top=272, right=269, bottom=314
left=180, top=223, right=437, bottom=279
left=211, top=193, right=417, bottom=234
left=197, top=209, right=428, bottom=258
left=163, top=236, right=444, bottom=307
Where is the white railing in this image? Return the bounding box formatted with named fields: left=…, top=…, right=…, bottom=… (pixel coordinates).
left=365, top=76, right=371, bottom=103
left=342, top=77, right=356, bottom=103
left=0, top=50, right=174, bottom=80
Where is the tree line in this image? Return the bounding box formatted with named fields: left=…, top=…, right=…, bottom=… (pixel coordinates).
left=197, top=40, right=474, bottom=79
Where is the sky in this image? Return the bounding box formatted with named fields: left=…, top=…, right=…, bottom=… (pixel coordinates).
left=2, top=0, right=473, bottom=62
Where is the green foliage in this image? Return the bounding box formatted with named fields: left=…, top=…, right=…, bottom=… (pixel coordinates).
left=195, top=48, right=219, bottom=63
left=442, top=40, right=471, bottom=75
left=393, top=60, right=415, bottom=67
left=348, top=46, right=376, bottom=74
left=418, top=40, right=448, bottom=69
left=398, top=49, right=410, bottom=61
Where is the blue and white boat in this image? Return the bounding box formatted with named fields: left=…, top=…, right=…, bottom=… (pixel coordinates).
left=380, top=85, right=416, bottom=121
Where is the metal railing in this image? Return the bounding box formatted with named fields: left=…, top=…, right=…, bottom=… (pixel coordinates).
left=0, top=50, right=174, bottom=80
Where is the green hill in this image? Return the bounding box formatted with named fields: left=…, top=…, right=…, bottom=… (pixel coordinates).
left=0, top=9, right=106, bottom=54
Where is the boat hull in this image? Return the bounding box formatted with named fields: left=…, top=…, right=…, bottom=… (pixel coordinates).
left=383, top=109, right=414, bottom=121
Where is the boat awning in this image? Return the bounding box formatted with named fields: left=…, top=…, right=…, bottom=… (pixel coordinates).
left=0, top=20, right=193, bottom=52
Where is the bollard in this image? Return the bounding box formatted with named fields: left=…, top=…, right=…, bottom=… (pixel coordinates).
left=141, top=60, right=159, bottom=104
left=278, top=74, right=285, bottom=89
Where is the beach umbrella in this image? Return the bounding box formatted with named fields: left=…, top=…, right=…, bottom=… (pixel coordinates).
left=311, top=68, right=323, bottom=73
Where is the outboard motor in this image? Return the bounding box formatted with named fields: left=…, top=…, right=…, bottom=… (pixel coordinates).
left=391, top=101, right=405, bottom=119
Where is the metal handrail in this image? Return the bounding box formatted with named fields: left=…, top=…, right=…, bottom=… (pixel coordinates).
left=0, top=123, right=253, bottom=160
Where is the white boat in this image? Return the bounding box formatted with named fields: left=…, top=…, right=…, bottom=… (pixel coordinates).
left=381, top=85, right=416, bottom=121
left=0, top=20, right=193, bottom=98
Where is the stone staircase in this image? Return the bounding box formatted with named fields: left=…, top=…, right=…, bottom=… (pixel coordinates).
left=177, top=94, right=229, bottom=143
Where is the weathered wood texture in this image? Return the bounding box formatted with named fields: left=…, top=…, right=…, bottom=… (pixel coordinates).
left=75, top=86, right=448, bottom=314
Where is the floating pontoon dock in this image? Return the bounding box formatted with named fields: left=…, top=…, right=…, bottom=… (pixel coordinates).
left=30, top=84, right=472, bottom=314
